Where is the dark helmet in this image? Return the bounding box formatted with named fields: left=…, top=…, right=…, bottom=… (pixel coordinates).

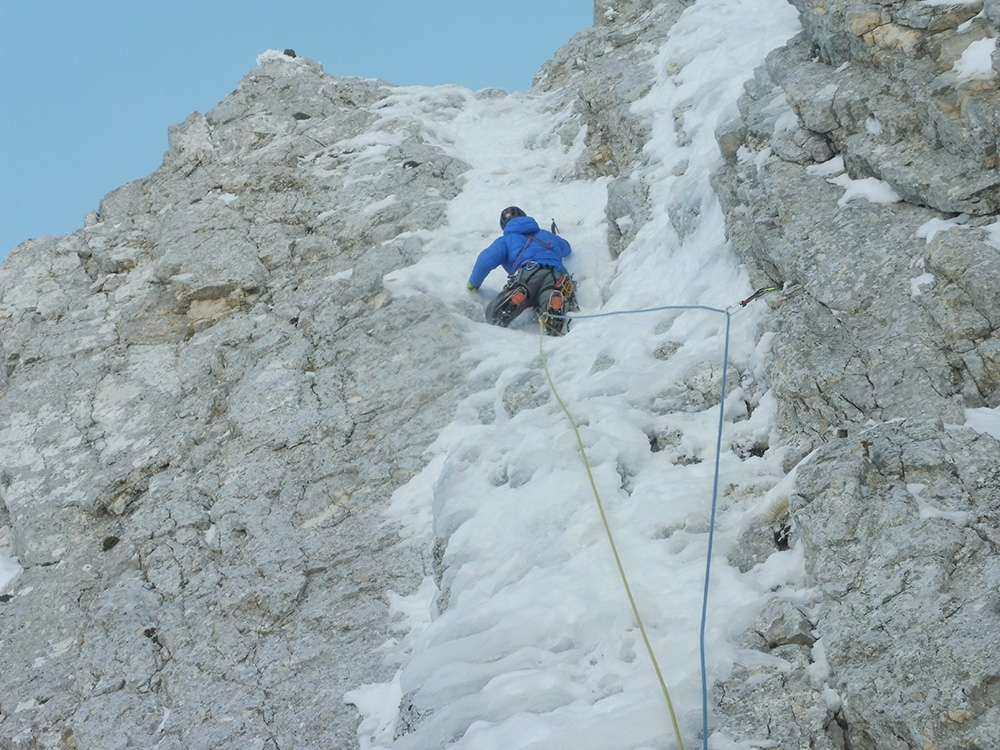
left=499, top=206, right=526, bottom=230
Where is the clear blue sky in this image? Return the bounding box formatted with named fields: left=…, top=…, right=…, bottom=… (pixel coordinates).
left=0, top=1, right=592, bottom=261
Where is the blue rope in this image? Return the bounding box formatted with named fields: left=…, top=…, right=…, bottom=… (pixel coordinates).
left=558, top=303, right=730, bottom=319
left=547, top=302, right=737, bottom=749
left=700, top=309, right=730, bottom=750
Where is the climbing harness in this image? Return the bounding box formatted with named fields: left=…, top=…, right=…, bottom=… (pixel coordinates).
left=493, top=262, right=578, bottom=335
left=510, top=233, right=554, bottom=274
left=538, top=284, right=780, bottom=750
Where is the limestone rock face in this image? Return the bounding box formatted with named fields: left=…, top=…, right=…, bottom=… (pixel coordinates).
left=4, top=1, right=1000, bottom=747
left=713, top=0, right=1000, bottom=746
left=782, top=0, right=1000, bottom=214
left=0, top=52, right=469, bottom=749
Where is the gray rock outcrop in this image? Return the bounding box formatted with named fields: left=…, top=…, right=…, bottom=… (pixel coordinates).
left=0, top=53, right=470, bottom=748
left=712, top=0, right=1000, bottom=746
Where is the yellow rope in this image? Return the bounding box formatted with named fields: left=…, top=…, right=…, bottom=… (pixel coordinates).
left=538, top=319, right=686, bottom=750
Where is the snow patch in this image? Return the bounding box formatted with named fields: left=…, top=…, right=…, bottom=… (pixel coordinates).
left=916, top=214, right=969, bottom=244
left=827, top=173, right=901, bottom=207
left=0, top=553, right=21, bottom=593
left=953, top=36, right=996, bottom=79
left=908, top=483, right=971, bottom=525
left=910, top=272, right=935, bottom=298
left=981, top=218, right=1000, bottom=250
left=962, top=406, right=1000, bottom=440
left=256, top=49, right=305, bottom=66
left=806, top=155, right=845, bottom=177
left=0, top=525, right=22, bottom=593
left=345, top=674, right=404, bottom=750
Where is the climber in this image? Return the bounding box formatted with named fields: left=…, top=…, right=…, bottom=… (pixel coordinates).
left=467, top=206, right=575, bottom=335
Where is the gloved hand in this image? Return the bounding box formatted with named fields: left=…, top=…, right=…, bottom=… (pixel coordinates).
left=467, top=281, right=478, bottom=293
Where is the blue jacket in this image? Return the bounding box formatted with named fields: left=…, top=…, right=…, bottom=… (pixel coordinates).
left=468, top=215, right=571, bottom=289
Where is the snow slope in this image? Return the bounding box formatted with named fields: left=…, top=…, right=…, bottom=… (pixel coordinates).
left=348, top=0, right=804, bottom=747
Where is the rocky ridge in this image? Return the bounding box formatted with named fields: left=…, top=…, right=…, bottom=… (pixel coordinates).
left=0, top=53, right=471, bottom=748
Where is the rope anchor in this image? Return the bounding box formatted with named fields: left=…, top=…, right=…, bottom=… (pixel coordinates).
left=737, top=284, right=781, bottom=308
